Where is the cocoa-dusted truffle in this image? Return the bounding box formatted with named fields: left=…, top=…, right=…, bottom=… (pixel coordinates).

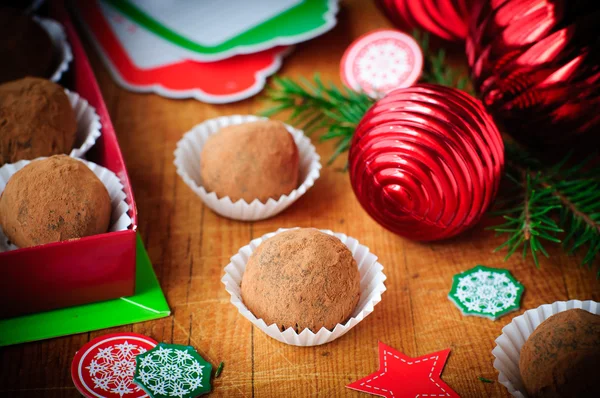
left=241, top=228, right=361, bottom=333
left=0, top=155, right=111, bottom=248
left=519, top=309, right=600, bottom=397
left=0, top=7, right=55, bottom=83
left=0, top=77, right=77, bottom=165
left=200, top=120, right=299, bottom=203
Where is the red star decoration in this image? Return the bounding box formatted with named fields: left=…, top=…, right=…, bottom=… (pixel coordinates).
left=347, top=342, right=459, bottom=398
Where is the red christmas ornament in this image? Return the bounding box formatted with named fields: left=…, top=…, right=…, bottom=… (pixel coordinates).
left=467, top=0, right=600, bottom=149
left=346, top=342, right=459, bottom=398
left=377, top=0, right=473, bottom=41
left=349, top=84, right=504, bottom=241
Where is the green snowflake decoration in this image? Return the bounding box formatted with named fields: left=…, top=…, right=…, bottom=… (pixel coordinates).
left=448, top=265, right=524, bottom=321
left=133, top=343, right=212, bottom=398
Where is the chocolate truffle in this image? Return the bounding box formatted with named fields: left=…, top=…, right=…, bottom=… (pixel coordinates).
left=0, top=7, right=55, bottom=83
left=0, top=77, right=77, bottom=165
left=0, top=155, right=111, bottom=248
left=241, top=228, right=361, bottom=333
left=200, top=120, right=299, bottom=203
left=519, top=309, right=600, bottom=397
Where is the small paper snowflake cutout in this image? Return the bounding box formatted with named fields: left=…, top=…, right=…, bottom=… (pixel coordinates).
left=85, top=340, right=147, bottom=396
left=134, top=343, right=212, bottom=398
left=448, top=265, right=524, bottom=320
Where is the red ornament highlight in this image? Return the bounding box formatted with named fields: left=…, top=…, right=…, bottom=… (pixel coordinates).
left=467, top=0, right=600, bottom=148
left=377, top=0, right=473, bottom=41
left=349, top=84, right=504, bottom=241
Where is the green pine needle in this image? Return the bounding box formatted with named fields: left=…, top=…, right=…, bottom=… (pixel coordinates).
left=215, top=361, right=224, bottom=378
left=478, top=377, right=494, bottom=384
left=261, top=74, right=374, bottom=164
left=493, top=144, right=600, bottom=276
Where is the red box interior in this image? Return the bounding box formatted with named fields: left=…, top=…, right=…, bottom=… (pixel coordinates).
left=0, top=0, right=138, bottom=319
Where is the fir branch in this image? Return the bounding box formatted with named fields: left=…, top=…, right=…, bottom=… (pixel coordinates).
left=493, top=146, right=600, bottom=276
left=491, top=167, right=562, bottom=267
left=548, top=164, right=600, bottom=270
left=261, top=75, right=374, bottom=164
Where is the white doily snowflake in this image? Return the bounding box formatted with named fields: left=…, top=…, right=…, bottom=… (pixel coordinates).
left=86, top=341, right=147, bottom=397
left=136, top=346, right=205, bottom=398
left=454, top=269, right=520, bottom=315
left=355, top=40, right=412, bottom=90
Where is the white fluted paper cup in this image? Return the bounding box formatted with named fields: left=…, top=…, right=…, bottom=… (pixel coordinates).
left=222, top=228, right=387, bottom=346
left=174, top=115, right=322, bottom=221
left=0, top=158, right=132, bottom=252
left=492, top=300, right=600, bottom=397
left=66, top=89, right=102, bottom=158
left=35, top=17, right=73, bottom=83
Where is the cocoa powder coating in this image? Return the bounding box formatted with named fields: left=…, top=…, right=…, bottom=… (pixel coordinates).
left=0, top=7, right=55, bottom=84
left=0, top=77, right=77, bottom=165
left=0, top=155, right=112, bottom=248
left=200, top=120, right=299, bottom=203
left=241, top=228, right=361, bottom=333
left=519, top=309, right=600, bottom=398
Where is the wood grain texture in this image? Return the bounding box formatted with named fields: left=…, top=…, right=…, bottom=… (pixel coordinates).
left=1, top=1, right=599, bottom=397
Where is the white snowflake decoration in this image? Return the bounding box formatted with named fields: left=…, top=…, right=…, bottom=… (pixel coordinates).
left=135, top=346, right=205, bottom=398
left=454, top=269, right=520, bottom=315
left=86, top=340, right=147, bottom=397
left=355, top=40, right=412, bottom=91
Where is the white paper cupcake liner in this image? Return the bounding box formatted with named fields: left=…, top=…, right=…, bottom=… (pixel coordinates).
left=174, top=115, right=322, bottom=221
left=66, top=89, right=102, bottom=158
left=492, top=300, right=600, bottom=397
left=222, top=228, right=387, bottom=346
left=35, top=17, right=73, bottom=83
left=0, top=157, right=132, bottom=252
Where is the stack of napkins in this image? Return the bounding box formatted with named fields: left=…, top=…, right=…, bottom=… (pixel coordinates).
left=74, top=0, right=339, bottom=103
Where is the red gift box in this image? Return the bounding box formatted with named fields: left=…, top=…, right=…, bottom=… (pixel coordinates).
left=0, top=0, right=138, bottom=319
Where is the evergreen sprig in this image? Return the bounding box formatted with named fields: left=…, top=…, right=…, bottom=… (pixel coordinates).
left=261, top=75, right=374, bottom=164
left=491, top=162, right=563, bottom=267
left=492, top=146, right=600, bottom=276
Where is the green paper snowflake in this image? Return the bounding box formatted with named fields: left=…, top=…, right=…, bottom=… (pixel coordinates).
left=133, top=343, right=212, bottom=398
left=448, top=265, right=524, bottom=321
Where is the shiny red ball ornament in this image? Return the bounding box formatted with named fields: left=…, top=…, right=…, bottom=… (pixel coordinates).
left=377, top=0, right=473, bottom=41
left=467, top=0, right=600, bottom=149
left=349, top=84, right=504, bottom=241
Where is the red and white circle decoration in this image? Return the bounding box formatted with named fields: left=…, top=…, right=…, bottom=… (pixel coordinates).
left=71, top=333, right=158, bottom=398
left=341, top=30, right=423, bottom=98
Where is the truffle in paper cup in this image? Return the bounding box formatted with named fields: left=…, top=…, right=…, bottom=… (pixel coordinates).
left=492, top=300, right=600, bottom=397
left=174, top=115, right=321, bottom=221
left=36, top=17, right=73, bottom=83
left=0, top=158, right=132, bottom=252
left=222, top=228, right=387, bottom=346
left=66, top=89, right=102, bottom=158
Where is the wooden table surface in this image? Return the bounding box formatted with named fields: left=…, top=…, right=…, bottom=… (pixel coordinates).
left=1, top=1, right=599, bottom=397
